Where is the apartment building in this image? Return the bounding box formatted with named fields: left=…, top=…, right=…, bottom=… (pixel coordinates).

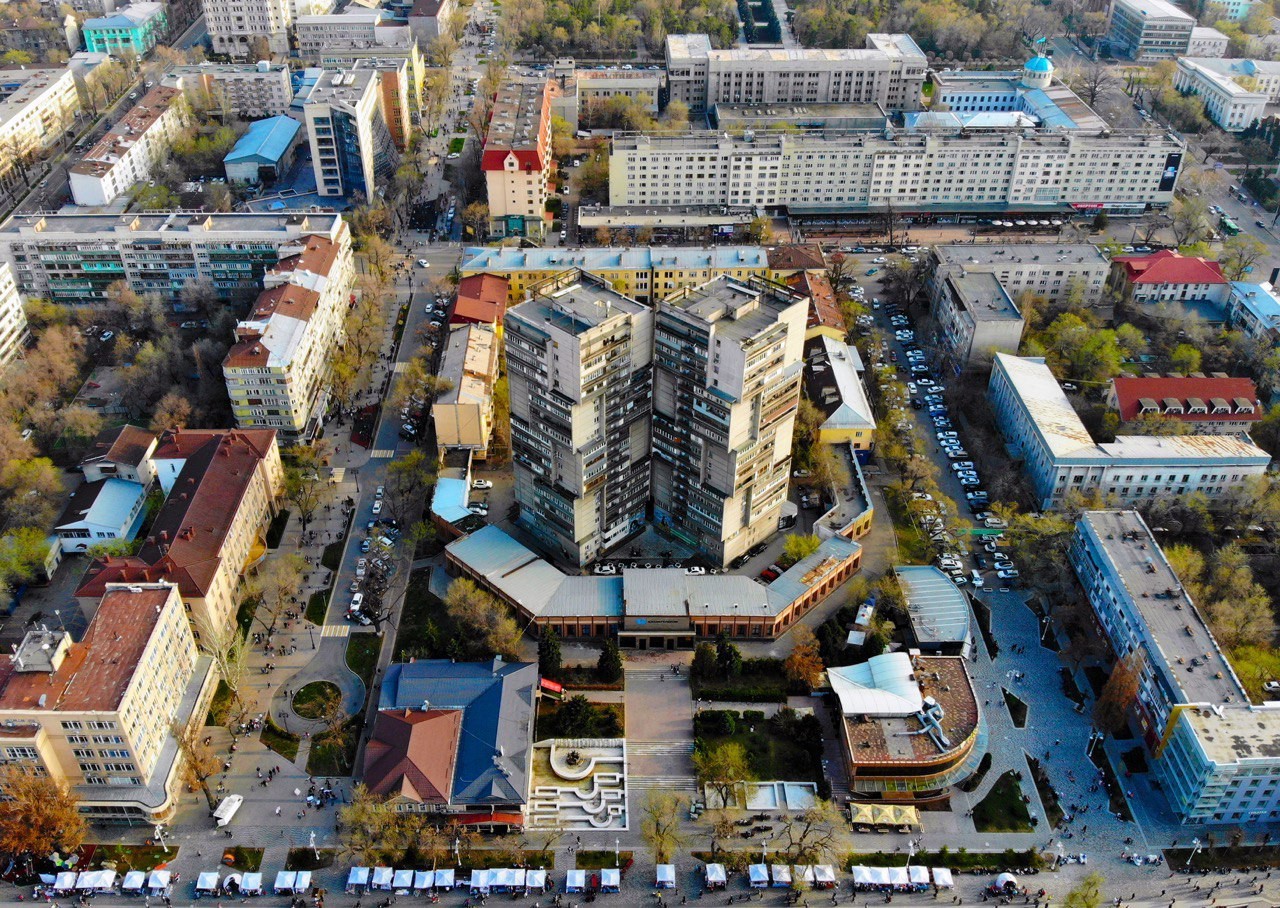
left=928, top=271, right=1025, bottom=370
left=608, top=129, right=1185, bottom=216
left=1173, top=59, right=1266, bottom=131
left=0, top=211, right=346, bottom=304
left=68, top=86, right=189, bottom=207
left=988, top=353, right=1270, bottom=510
left=163, top=61, right=294, bottom=118
left=0, top=583, right=214, bottom=823
left=0, top=263, right=30, bottom=372
left=1187, top=26, right=1230, bottom=57
left=82, top=1, right=167, bottom=55
left=223, top=226, right=354, bottom=442
left=433, top=324, right=500, bottom=459
left=652, top=277, right=806, bottom=567
left=0, top=15, right=79, bottom=62
left=203, top=0, right=298, bottom=57
left=1107, top=250, right=1229, bottom=308
left=76, top=428, right=284, bottom=634
left=294, top=12, right=426, bottom=110
left=407, top=0, right=455, bottom=42
left=505, top=270, right=653, bottom=566
left=1070, top=511, right=1280, bottom=825
left=1106, top=375, right=1262, bottom=434
left=1226, top=280, right=1280, bottom=342
left=664, top=32, right=926, bottom=114
left=0, top=67, right=81, bottom=180
left=352, top=57, right=411, bottom=150
left=1107, top=0, right=1195, bottom=60
left=299, top=68, right=399, bottom=198
left=928, top=244, right=1109, bottom=309
left=460, top=245, right=771, bottom=303
left=483, top=78, right=553, bottom=241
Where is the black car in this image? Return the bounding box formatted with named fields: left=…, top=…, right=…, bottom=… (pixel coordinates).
left=747, top=542, right=768, bottom=558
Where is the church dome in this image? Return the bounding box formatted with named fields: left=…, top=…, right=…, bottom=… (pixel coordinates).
left=1024, top=54, right=1053, bottom=74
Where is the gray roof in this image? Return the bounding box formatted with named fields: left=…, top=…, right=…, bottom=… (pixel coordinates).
left=444, top=524, right=565, bottom=616
left=768, top=536, right=862, bottom=607
left=544, top=576, right=624, bottom=617
left=894, top=566, right=973, bottom=647
left=378, top=658, right=537, bottom=806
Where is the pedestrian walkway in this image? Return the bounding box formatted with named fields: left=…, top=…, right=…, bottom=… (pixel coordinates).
left=624, top=660, right=696, bottom=793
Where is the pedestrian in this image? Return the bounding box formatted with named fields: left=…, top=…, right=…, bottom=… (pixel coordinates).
left=276, top=806, right=282, bottom=816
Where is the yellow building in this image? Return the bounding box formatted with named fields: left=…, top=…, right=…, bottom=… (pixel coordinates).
left=433, top=324, right=499, bottom=459
left=811, top=335, right=875, bottom=451
left=0, top=583, right=215, bottom=823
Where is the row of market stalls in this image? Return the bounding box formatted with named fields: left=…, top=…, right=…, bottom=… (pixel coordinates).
left=346, top=868, right=553, bottom=895
left=851, top=866, right=954, bottom=892
left=49, top=870, right=174, bottom=896
left=693, top=864, right=954, bottom=892
left=194, top=871, right=312, bottom=896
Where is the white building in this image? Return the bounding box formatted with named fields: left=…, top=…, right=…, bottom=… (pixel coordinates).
left=664, top=32, right=926, bottom=114
left=1177, top=57, right=1280, bottom=102
left=202, top=0, right=312, bottom=58
left=0, top=66, right=81, bottom=181
left=1107, top=0, right=1195, bottom=60
left=163, top=61, right=294, bottom=118
left=298, top=69, right=398, bottom=199
left=54, top=477, right=148, bottom=553
left=932, top=55, right=1107, bottom=132
left=0, top=263, right=30, bottom=372
left=68, top=86, right=188, bottom=207
left=482, top=78, right=553, bottom=241
left=1226, top=280, right=1280, bottom=342
left=608, top=128, right=1185, bottom=216
left=1071, top=510, right=1280, bottom=826
left=988, top=353, right=1270, bottom=509
left=1173, top=58, right=1266, bottom=131
left=223, top=224, right=354, bottom=442
left=928, top=244, right=1109, bottom=308
left=1187, top=26, right=1230, bottom=57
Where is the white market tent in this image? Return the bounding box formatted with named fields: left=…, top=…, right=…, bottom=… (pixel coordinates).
left=274, top=871, right=297, bottom=893
left=414, top=872, right=435, bottom=890
left=851, top=867, right=874, bottom=886
left=814, top=866, right=837, bottom=887
left=656, top=865, right=676, bottom=889
left=932, top=869, right=954, bottom=888
left=512, top=870, right=527, bottom=888
left=470, top=869, right=492, bottom=892
left=704, top=864, right=727, bottom=885
left=242, top=873, right=264, bottom=894
left=600, top=868, right=621, bottom=891
left=885, top=867, right=909, bottom=887
left=771, top=865, right=791, bottom=887
left=565, top=870, right=587, bottom=892
left=796, top=866, right=816, bottom=885
left=348, top=868, right=371, bottom=889
left=196, top=872, right=220, bottom=892
left=526, top=870, right=547, bottom=891
left=995, top=873, right=1018, bottom=889
left=371, top=867, right=394, bottom=889
left=147, top=871, right=172, bottom=894
left=294, top=871, right=312, bottom=892
left=54, top=872, right=77, bottom=892
left=393, top=870, right=414, bottom=889
left=491, top=869, right=513, bottom=888
left=435, top=870, right=456, bottom=889
left=866, top=867, right=891, bottom=886
left=121, top=871, right=146, bottom=892
left=748, top=865, right=768, bottom=888
left=908, top=867, right=930, bottom=886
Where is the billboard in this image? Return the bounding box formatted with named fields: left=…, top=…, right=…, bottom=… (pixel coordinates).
left=1159, top=152, right=1183, bottom=193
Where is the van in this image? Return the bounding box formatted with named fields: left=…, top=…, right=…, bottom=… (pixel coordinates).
left=971, top=569, right=984, bottom=586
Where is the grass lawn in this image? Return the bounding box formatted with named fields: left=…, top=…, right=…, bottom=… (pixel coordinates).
left=689, top=659, right=789, bottom=702
left=695, top=719, right=814, bottom=782
left=1026, top=756, right=1064, bottom=829
left=266, top=509, right=291, bottom=548
left=260, top=716, right=300, bottom=761
left=534, top=699, right=623, bottom=739
left=306, top=588, right=330, bottom=625
left=321, top=539, right=345, bottom=571
left=224, top=847, right=263, bottom=872
left=884, top=491, right=930, bottom=564
left=574, top=851, right=632, bottom=871
left=690, top=850, right=751, bottom=872
left=286, top=849, right=336, bottom=871
left=306, top=719, right=360, bottom=776
left=393, top=569, right=446, bottom=661
left=957, top=751, right=992, bottom=793
left=448, top=137, right=465, bottom=154
left=558, top=665, right=624, bottom=691
left=464, top=850, right=557, bottom=870
left=207, top=679, right=234, bottom=726
left=236, top=596, right=257, bottom=635
left=1003, top=689, right=1028, bottom=728
left=972, top=770, right=1033, bottom=833
left=293, top=681, right=341, bottom=719
left=87, top=845, right=173, bottom=871
left=346, top=633, right=381, bottom=688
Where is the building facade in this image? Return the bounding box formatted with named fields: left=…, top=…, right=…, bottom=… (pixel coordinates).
left=652, top=277, right=806, bottom=567
left=82, top=2, right=167, bottom=55
left=0, top=263, right=30, bottom=372
left=1106, top=375, right=1262, bottom=434
left=1107, top=0, right=1195, bottom=60
left=1187, top=26, right=1230, bottom=57
left=482, top=78, right=553, bottom=241
left=505, top=270, right=653, bottom=566
left=608, top=128, right=1185, bottom=216
left=164, top=62, right=294, bottom=118
left=928, top=271, right=1025, bottom=370
left=0, top=67, right=81, bottom=182
left=0, top=584, right=214, bottom=823
left=223, top=226, right=354, bottom=442
left=929, top=243, right=1108, bottom=308
left=433, top=324, right=500, bottom=459
left=988, top=354, right=1270, bottom=509
left=202, top=0, right=292, bottom=57
left=299, top=69, right=399, bottom=199
left=1178, top=57, right=1280, bottom=102
left=1071, top=510, right=1280, bottom=825
left=1226, top=280, right=1280, bottom=342
left=0, top=211, right=347, bottom=304
left=68, top=87, right=189, bottom=207
left=1173, top=58, right=1266, bottom=131
left=1107, top=250, right=1229, bottom=307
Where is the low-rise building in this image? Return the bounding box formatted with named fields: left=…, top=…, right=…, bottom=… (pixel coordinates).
left=810, top=336, right=874, bottom=451
left=1106, top=375, right=1262, bottom=434
left=68, top=86, right=188, bottom=207
left=223, top=227, right=355, bottom=442
left=0, top=211, right=348, bottom=305
left=82, top=1, right=167, bottom=55
left=298, top=68, right=399, bottom=199
left=482, top=78, right=553, bottom=241
left=928, top=244, right=1109, bottom=309
left=0, top=66, right=81, bottom=181
left=1173, top=58, right=1265, bottom=131
left=163, top=62, right=294, bottom=118
left=460, top=245, right=771, bottom=303
left=79, top=424, right=158, bottom=486
left=1226, top=280, right=1280, bottom=342
left=1187, top=26, right=1230, bottom=57
left=1177, top=57, right=1280, bottom=102
left=223, top=115, right=302, bottom=184
left=0, top=263, right=30, bottom=372
left=433, top=324, right=499, bottom=459
left=1071, top=510, right=1280, bottom=824
left=407, top=0, right=455, bottom=42
left=203, top=0, right=301, bottom=57
left=54, top=478, right=148, bottom=553
left=932, top=55, right=1106, bottom=132
left=894, top=566, right=973, bottom=656
left=1107, top=0, right=1195, bottom=60
left=451, top=273, right=508, bottom=333
left=929, top=271, right=1024, bottom=371
left=0, top=15, right=79, bottom=62
left=988, top=353, right=1270, bottom=510
left=75, top=428, right=283, bottom=634
left=0, top=583, right=214, bottom=823
left=1108, top=250, right=1230, bottom=311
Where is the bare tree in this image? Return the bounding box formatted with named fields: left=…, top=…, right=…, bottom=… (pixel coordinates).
left=640, top=790, right=688, bottom=863
left=174, top=720, right=222, bottom=809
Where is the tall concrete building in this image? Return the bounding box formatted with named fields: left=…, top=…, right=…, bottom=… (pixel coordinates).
left=506, top=270, right=653, bottom=566
left=163, top=61, right=294, bottom=118
left=68, top=86, right=189, bottom=207
left=482, top=78, right=553, bottom=241
left=0, top=263, right=30, bottom=372
left=298, top=68, right=399, bottom=198
left=1107, top=0, right=1194, bottom=60
left=203, top=0, right=292, bottom=57
left=0, top=66, right=82, bottom=182
left=652, top=277, right=806, bottom=567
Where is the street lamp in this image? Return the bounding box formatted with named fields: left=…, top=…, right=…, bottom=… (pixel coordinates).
left=309, top=624, right=316, bottom=650
left=615, top=838, right=620, bottom=867
left=1185, top=837, right=1202, bottom=870
left=310, top=831, right=319, bottom=861
left=154, top=823, right=168, bottom=853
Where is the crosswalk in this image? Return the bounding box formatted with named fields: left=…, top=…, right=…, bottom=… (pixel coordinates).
left=370, top=448, right=396, bottom=459
left=320, top=624, right=350, bottom=638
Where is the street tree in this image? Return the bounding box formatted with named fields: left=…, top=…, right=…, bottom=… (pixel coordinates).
left=783, top=626, right=825, bottom=693
left=1220, top=234, right=1268, bottom=280
left=462, top=202, right=489, bottom=241
left=284, top=444, right=329, bottom=534
left=174, top=720, right=222, bottom=809
left=596, top=638, right=623, bottom=683
left=195, top=615, right=250, bottom=724
left=1063, top=872, right=1105, bottom=908
left=538, top=627, right=562, bottom=680
left=149, top=389, right=195, bottom=431
left=772, top=800, right=844, bottom=863
left=383, top=448, right=437, bottom=524
left=0, top=766, right=86, bottom=857
left=692, top=741, right=752, bottom=809
left=339, top=785, right=395, bottom=865
left=443, top=577, right=521, bottom=659
left=1093, top=650, right=1145, bottom=734
left=1170, top=197, right=1211, bottom=247
left=640, top=790, right=688, bottom=863
left=359, top=235, right=397, bottom=286
left=253, top=552, right=308, bottom=633
left=782, top=533, right=821, bottom=566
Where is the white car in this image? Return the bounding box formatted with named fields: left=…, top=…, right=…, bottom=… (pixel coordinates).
left=592, top=563, right=618, bottom=575
left=372, top=500, right=383, bottom=515
left=472, top=479, right=493, bottom=490
left=375, top=485, right=385, bottom=499
left=418, top=259, right=430, bottom=268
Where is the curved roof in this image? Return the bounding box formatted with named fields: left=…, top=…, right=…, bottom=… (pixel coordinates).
left=828, top=652, right=923, bottom=717
left=1024, top=55, right=1053, bottom=73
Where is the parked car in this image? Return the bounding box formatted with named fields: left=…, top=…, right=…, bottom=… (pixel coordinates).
left=472, top=479, right=493, bottom=490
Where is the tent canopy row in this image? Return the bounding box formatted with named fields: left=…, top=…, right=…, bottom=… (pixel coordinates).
left=849, top=866, right=952, bottom=888
left=848, top=803, right=920, bottom=827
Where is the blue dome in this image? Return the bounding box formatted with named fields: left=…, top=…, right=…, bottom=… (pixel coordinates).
left=1024, top=55, right=1054, bottom=73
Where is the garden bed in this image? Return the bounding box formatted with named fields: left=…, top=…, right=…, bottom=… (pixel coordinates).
left=86, top=845, right=173, bottom=872
left=972, top=770, right=1033, bottom=833
left=260, top=716, right=300, bottom=761
left=1026, top=756, right=1063, bottom=829
left=957, top=751, right=992, bottom=793
left=346, top=633, right=381, bottom=688
left=266, top=509, right=291, bottom=549
left=843, top=848, right=1048, bottom=872
left=574, top=851, right=632, bottom=871
left=222, top=847, right=263, bottom=872
left=286, top=849, right=336, bottom=871
left=1166, top=844, right=1280, bottom=871
left=1059, top=667, right=1086, bottom=708
left=306, top=719, right=360, bottom=776
left=1003, top=689, right=1028, bottom=728
left=1087, top=741, right=1133, bottom=822
left=693, top=708, right=824, bottom=785
left=534, top=698, right=623, bottom=739
left=293, top=681, right=341, bottom=719
left=690, top=658, right=790, bottom=702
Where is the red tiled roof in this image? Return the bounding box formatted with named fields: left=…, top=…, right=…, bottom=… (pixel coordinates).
left=82, top=424, right=155, bottom=469
left=1115, top=250, right=1226, bottom=286
left=768, top=245, right=826, bottom=273
left=480, top=149, right=544, bottom=172
left=453, top=273, right=508, bottom=326
left=789, top=272, right=842, bottom=333
left=0, top=586, right=172, bottom=712
left=1111, top=376, right=1261, bottom=423
left=362, top=709, right=462, bottom=803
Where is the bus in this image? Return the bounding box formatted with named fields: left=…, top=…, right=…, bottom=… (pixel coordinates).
left=1220, top=215, right=1241, bottom=237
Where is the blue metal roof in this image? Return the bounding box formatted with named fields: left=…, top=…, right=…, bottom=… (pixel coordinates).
left=224, top=116, right=301, bottom=166
left=1024, top=55, right=1053, bottom=73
